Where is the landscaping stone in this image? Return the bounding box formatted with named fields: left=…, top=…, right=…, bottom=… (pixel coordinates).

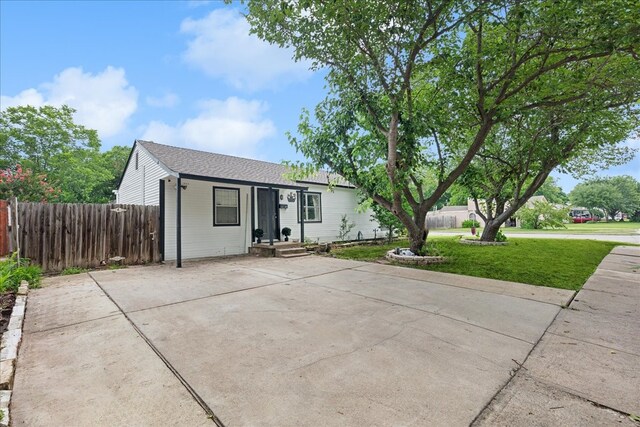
left=385, top=248, right=445, bottom=265
left=7, top=314, right=23, bottom=331
left=17, top=281, right=28, bottom=296
left=0, top=390, right=10, bottom=426
left=0, top=330, right=21, bottom=360
left=0, top=360, right=14, bottom=390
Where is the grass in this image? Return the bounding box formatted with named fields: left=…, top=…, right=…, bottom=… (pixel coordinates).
left=0, top=253, right=42, bottom=292
left=332, top=237, right=624, bottom=290
left=436, top=221, right=640, bottom=236
left=61, top=267, right=90, bottom=275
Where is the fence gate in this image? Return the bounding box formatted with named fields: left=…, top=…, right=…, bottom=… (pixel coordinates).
left=8, top=201, right=161, bottom=272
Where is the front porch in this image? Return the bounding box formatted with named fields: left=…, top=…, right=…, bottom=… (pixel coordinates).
left=249, top=241, right=309, bottom=258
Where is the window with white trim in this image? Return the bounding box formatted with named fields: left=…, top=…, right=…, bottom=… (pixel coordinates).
left=213, top=187, right=240, bottom=226
left=299, top=192, right=322, bottom=222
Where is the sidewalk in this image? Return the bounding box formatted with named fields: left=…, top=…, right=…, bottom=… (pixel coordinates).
left=430, top=231, right=640, bottom=245
left=475, top=246, right=640, bottom=426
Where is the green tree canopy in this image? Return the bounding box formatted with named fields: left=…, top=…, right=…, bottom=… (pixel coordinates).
left=570, top=176, right=640, bottom=220
left=535, top=177, right=568, bottom=205
left=0, top=105, right=130, bottom=203
left=247, top=0, right=640, bottom=252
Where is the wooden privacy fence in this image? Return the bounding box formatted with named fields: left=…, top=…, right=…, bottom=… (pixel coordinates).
left=426, top=215, right=457, bottom=230
left=8, top=200, right=161, bottom=272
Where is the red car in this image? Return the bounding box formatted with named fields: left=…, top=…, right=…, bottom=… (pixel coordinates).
left=572, top=215, right=599, bottom=223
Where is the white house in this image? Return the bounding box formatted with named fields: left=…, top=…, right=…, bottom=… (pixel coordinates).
left=115, top=140, right=379, bottom=266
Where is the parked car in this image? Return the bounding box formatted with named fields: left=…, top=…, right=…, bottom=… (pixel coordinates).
left=572, top=214, right=599, bottom=223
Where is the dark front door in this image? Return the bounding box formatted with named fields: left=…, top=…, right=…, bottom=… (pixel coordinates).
left=257, top=188, right=280, bottom=241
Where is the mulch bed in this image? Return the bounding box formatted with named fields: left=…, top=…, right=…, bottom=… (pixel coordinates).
left=0, top=292, right=17, bottom=334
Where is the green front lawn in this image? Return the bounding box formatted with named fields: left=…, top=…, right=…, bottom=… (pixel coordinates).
left=435, top=221, right=640, bottom=235
left=333, top=237, right=623, bottom=290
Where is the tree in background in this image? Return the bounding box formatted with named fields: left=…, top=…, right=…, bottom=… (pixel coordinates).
left=0, top=105, right=99, bottom=173
left=459, top=92, right=637, bottom=241
left=0, top=105, right=130, bottom=203
left=247, top=0, right=640, bottom=253
left=570, top=176, right=640, bottom=221
left=535, top=177, right=568, bottom=205
left=516, top=200, right=570, bottom=229
left=0, top=164, right=59, bottom=202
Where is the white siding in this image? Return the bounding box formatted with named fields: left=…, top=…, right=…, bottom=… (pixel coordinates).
left=117, top=145, right=168, bottom=205
left=164, top=181, right=380, bottom=261
left=164, top=179, right=253, bottom=260
left=278, top=185, right=379, bottom=243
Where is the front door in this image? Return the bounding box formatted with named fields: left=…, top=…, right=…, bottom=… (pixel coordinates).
left=257, top=188, right=280, bottom=241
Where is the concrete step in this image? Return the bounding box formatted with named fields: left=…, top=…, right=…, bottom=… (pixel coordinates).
left=279, top=252, right=311, bottom=258
left=275, top=247, right=307, bottom=257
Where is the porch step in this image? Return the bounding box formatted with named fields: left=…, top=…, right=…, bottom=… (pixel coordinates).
left=279, top=252, right=311, bottom=258
left=275, top=247, right=308, bottom=257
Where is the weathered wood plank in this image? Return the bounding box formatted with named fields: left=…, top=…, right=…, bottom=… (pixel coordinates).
left=12, top=202, right=160, bottom=272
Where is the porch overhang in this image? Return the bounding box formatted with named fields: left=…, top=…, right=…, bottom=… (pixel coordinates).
left=172, top=173, right=310, bottom=268
left=178, top=173, right=309, bottom=190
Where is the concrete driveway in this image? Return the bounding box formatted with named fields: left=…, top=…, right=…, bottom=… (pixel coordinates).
left=12, top=255, right=578, bottom=426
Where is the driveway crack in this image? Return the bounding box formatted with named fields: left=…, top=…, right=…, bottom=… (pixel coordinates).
left=88, top=272, right=225, bottom=427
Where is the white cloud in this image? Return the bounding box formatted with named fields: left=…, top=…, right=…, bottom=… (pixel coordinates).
left=0, top=66, right=138, bottom=138
left=180, top=9, right=312, bottom=91
left=141, top=96, right=276, bottom=157
left=146, top=93, right=180, bottom=108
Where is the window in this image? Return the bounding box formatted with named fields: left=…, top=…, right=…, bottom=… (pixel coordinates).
left=298, top=192, right=322, bottom=223
left=213, top=187, right=240, bottom=226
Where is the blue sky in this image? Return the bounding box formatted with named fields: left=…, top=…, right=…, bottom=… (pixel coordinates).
left=1, top=0, right=637, bottom=193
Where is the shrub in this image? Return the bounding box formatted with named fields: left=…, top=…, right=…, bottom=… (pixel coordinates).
left=337, top=214, right=356, bottom=241
left=0, top=252, right=42, bottom=292
left=462, top=219, right=480, bottom=228
left=495, top=230, right=508, bottom=242
left=517, top=201, right=569, bottom=229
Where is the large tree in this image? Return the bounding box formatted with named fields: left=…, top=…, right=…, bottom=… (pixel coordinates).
left=0, top=105, right=130, bottom=203
left=246, top=0, right=640, bottom=253
left=460, top=95, right=638, bottom=241
left=570, top=176, right=640, bottom=221
left=0, top=105, right=99, bottom=173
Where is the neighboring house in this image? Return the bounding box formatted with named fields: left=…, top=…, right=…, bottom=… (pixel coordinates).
left=426, top=195, right=549, bottom=229
left=115, top=140, right=379, bottom=265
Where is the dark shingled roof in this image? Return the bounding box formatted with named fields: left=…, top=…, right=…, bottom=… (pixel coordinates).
left=137, top=140, right=351, bottom=188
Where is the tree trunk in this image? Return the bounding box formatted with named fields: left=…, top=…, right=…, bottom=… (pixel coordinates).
left=480, top=220, right=501, bottom=242
left=408, top=227, right=428, bottom=254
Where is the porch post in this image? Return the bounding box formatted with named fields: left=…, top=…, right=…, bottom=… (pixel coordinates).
left=176, top=176, right=182, bottom=268
left=299, top=190, right=305, bottom=244
left=267, top=186, right=274, bottom=246
left=159, top=179, right=165, bottom=261
left=250, top=186, right=255, bottom=243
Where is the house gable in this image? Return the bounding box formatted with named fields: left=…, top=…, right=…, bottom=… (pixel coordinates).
left=116, top=140, right=173, bottom=205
